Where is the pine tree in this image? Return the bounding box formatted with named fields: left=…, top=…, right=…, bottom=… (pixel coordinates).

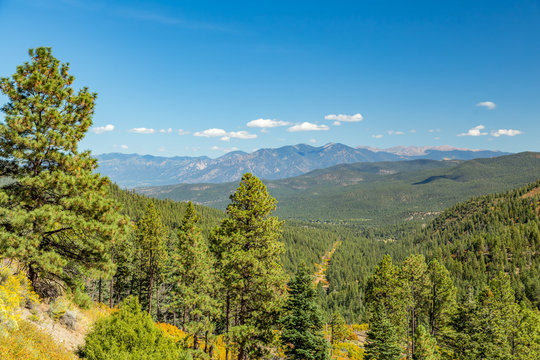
left=365, top=255, right=406, bottom=337
left=364, top=305, right=402, bottom=360
left=135, top=202, right=168, bottom=315
left=281, top=263, right=329, bottom=360
left=169, top=201, right=218, bottom=350
left=329, top=311, right=348, bottom=345
left=414, top=325, right=440, bottom=360
left=0, top=47, right=127, bottom=295
left=426, top=259, right=456, bottom=340
left=210, top=173, right=287, bottom=360
left=401, top=254, right=431, bottom=358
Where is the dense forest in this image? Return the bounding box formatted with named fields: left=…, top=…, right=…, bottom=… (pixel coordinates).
left=1, top=48, right=539, bottom=360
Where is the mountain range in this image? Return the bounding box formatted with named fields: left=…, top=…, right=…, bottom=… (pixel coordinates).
left=136, top=152, right=540, bottom=224
left=96, top=143, right=508, bottom=187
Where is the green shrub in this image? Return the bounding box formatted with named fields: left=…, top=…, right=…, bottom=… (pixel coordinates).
left=78, top=296, right=184, bottom=360
left=48, top=297, right=68, bottom=321
left=72, top=286, right=93, bottom=310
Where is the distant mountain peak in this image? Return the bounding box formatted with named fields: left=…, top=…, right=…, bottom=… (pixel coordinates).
left=357, top=145, right=496, bottom=156
left=96, top=143, right=509, bottom=187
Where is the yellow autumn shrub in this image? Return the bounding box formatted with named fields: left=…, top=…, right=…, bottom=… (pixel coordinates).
left=0, top=266, right=38, bottom=336
left=333, top=341, right=364, bottom=360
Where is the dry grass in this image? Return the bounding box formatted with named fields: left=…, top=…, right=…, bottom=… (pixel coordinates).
left=522, top=186, right=540, bottom=199
left=0, top=320, right=77, bottom=360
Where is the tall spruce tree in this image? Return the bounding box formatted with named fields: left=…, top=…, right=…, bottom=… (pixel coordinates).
left=426, top=259, right=456, bottom=341
left=365, top=255, right=407, bottom=337
left=414, top=325, right=440, bottom=360
left=364, top=305, right=402, bottom=360
left=281, top=263, right=329, bottom=360
left=329, top=311, right=348, bottom=345
left=210, top=173, right=287, bottom=360
left=0, top=47, right=127, bottom=295
left=135, top=202, right=167, bottom=315
left=401, top=254, right=430, bottom=358
left=169, top=201, right=218, bottom=350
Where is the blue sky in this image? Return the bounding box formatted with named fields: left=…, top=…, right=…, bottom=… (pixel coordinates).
left=0, top=0, right=539, bottom=157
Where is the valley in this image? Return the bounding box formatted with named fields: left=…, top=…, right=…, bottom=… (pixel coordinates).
left=137, top=152, right=540, bottom=224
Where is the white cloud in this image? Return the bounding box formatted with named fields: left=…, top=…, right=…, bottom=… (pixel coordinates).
left=333, top=121, right=341, bottom=126
left=458, top=125, right=488, bottom=136
left=211, top=145, right=239, bottom=152
left=178, top=129, right=191, bottom=135
left=194, top=128, right=257, bottom=141
left=159, top=128, right=173, bottom=133
left=120, top=144, right=128, bottom=149
left=228, top=131, right=257, bottom=139
left=194, top=128, right=228, bottom=137
left=476, top=101, right=496, bottom=110
left=129, top=127, right=155, bottom=134
left=246, top=118, right=290, bottom=128
left=309, top=139, right=317, bottom=143
left=91, top=124, right=115, bottom=134
left=387, top=130, right=405, bottom=135
left=428, top=128, right=441, bottom=133
left=287, top=122, right=330, bottom=132
left=491, top=129, right=523, bottom=137
left=410, top=129, right=417, bottom=133
left=324, top=113, right=364, bottom=122
left=372, top=134, right=384, bottom=139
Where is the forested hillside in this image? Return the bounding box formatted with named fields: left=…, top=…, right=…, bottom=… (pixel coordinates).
left=316, top=179, right=540, bottom=322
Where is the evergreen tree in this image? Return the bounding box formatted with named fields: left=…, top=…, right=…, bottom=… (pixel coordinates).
left=426, top=259, right=456, bottom=340
left=364, top=305, right=402, bottom=360
left=169, top=201, right=218, bottom=350
left=515, top=307, right=540, bottom=359
left=414, top=325, right=440, bottom=360
left=135, top=202, right=167, bottom=315
left=281, top=263, right=329, bottom=360
left=365, top=255, right=406, bottom=336
left=210, top=173, right=287, bottom=360
left=329, top=311, right=348, bottom=344
left=401, top=254, right=430, bottom=358
left=0, top=47, right=127, bottom=295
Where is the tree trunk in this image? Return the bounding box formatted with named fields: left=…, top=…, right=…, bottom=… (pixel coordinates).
left=148, top=263, right=154, bottom=315
left=98, top=277, right=102, bottom=303
left=109, top=249, right=115, bottom=308
left=225, top=293, right=230, bottom=360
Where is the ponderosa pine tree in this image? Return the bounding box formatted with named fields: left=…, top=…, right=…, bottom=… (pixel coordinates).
left=135, top=202, right=167, bottom=315
left=281, top=263, right=329, bottom=360
left=0, top=47, right=127, bottom=295
left=169, top=201, right=218, bottom=350
left=210, top=173, right=286, bottom=360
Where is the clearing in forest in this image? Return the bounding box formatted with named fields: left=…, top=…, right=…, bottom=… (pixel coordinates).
left=314, top=241, right=341, bottom=289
